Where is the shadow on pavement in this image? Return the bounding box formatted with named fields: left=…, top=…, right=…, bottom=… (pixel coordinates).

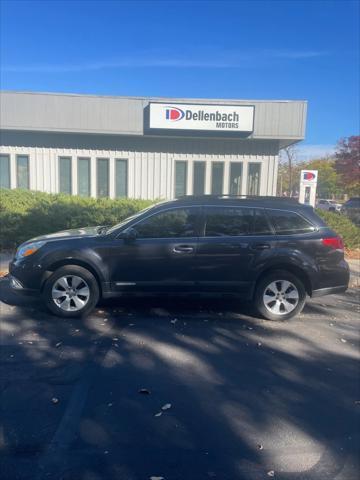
left=0, top=278, right=359, bottom=480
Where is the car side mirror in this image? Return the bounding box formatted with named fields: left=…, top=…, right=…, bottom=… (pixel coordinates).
left=120, top=227, right=138, bottom=243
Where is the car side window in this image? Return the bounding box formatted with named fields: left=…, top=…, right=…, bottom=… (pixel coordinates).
left=252, top=208, right=273, bottom=235
left=134, top=208, right=198, bottom=239
left=204, top=207, right=253, bottom=237
left=267, top=209, right=316, bottom=235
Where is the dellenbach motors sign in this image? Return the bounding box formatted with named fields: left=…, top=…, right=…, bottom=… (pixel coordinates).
left=149, top=103, right=254, bottom=132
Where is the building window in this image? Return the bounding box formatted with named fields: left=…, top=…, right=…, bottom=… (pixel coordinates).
left=16, top=155, right=29, bottom=189
left=193, top=161, right=206, bottom=195
left=59, top=157, right=72, bottom=194
left=0, top=154, right=10, bottom=189
left=97, top=158, right=109, bottom=198
left=211, top=162, right=224, bottom=195
left=174, top=161, right=187, bottom=198
left=229, top=162, right=243, bottom=195
left=247, top=163, right=261, bottom=196
left=78, top=157, right=91, bottom=197
left=115, top=159, right=128, bottom=198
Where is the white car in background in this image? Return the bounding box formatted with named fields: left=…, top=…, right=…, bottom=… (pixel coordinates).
left=316, top=199, right=342, bottom=212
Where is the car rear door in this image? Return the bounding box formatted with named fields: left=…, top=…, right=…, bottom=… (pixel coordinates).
left=195, top=206, right=275, bottom=297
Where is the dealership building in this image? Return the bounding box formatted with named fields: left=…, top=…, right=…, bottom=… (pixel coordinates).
left=0, top=92, right=307, bottom=199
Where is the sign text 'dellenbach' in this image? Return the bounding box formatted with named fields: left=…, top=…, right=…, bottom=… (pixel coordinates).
left=149, top=103, right=254, bottom=132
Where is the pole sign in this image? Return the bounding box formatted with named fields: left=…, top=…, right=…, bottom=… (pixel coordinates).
left=299, top=170, right=318, bottom=207
left=148, top=103, right=254, bottom=133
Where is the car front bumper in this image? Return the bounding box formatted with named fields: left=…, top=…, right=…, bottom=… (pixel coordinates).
left=8, top=274, right=40, bottom=296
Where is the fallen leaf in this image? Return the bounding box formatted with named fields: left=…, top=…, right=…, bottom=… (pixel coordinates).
left=161, top=403, right=171, bottom=411
left=267, top=471, right=275, bottom=477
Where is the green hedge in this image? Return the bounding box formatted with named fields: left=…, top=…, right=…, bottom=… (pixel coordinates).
left=1, top=189, right=359, bottom=251
left=316, top=209, right=360, bottom=249
left=0, top=189, right=154, bottom=249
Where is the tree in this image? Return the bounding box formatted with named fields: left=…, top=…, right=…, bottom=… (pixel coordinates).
left=335, top=136, right=360, bottom=196
left=304, top=158, right=341, bottom=198
left=279, top=146, right=301, bottom=196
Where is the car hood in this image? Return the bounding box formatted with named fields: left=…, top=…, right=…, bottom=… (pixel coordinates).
left=26, top=226, right=105, bottom=243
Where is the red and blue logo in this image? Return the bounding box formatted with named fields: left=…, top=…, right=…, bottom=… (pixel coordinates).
left=165, top=107, right=185, bottom=121
left=303, top=172, right=316, bottom=180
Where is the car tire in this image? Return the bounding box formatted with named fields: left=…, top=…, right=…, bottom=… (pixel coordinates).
left=254, top=270, right=306, bottom=321
left=43, top=265, right=100, bottom=318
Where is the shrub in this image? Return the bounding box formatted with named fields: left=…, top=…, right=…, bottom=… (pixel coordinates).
left=316, top=209, right=360, bottom=249
left=0, top=189, right=154, bottom=249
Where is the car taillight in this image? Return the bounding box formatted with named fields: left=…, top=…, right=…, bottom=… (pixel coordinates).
left=322, top=237, right=344, bottom=250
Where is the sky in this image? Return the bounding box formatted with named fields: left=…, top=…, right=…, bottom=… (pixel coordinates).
left=0, top=0, right=359, bottom=160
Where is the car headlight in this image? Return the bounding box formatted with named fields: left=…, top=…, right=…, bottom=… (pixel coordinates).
left=16, top=241, right=46, bottom=259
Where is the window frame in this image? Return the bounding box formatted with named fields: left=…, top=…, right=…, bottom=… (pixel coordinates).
left=210, top=162, right=224, bottom=195
left=247, top=162, right=262, bottom=196
left=16, top=154, right=30, bottom=189
left=193, top=161, right=206, bottom=196
left=120, top=205, right=201, bottom=240
left=229, top=162, right=243, bottom=196
left=96, top=157, right=110, bottom=198
left=58, top=156, right=72, bottom=194
left=265, top=208, right=318, bottom=236
left=115, top=158, right=128, bottom=198
left=174, top=160, right=188, bottom=198
left=77, top=157, right=91, bottom=197
left=0, top=153, right=11, bottom=189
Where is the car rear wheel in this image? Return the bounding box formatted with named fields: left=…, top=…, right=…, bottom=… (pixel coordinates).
left=254, top=270, right=306, bottom=321
left=43, top=265, right=100, bottom=318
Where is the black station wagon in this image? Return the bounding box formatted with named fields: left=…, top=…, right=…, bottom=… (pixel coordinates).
left=9, top=195, right=349, bottom=321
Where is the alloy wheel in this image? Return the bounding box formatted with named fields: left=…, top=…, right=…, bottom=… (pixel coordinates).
left=51, top=275, right=90, bottom=312
left=263, top=279, right=299, bottom=315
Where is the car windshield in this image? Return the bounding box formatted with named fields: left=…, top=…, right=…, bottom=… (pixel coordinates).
left=106, top=205, right=156, bottom=234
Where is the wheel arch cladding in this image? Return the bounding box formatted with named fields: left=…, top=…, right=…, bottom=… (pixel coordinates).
left=256, top=264, right=312, bottom=296
left=41, top=260, right=103, bottom=294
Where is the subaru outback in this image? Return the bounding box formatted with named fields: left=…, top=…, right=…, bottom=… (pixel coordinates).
left=8, top=196, right=349, bottom=321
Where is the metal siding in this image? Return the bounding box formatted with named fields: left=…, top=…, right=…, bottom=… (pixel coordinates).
left=1, top=92, right=306, bottom=140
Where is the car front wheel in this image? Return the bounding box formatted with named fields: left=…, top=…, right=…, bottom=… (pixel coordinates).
left=254, top=270, right=306, bottom=321
left=43, top=265, right=100, bottom=318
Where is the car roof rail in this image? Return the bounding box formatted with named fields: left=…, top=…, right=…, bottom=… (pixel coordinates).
left=177, top=194, right=299, bottom=202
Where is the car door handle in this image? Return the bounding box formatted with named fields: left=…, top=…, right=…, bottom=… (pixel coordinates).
left=251, top=243, right=271, bottom=250
left=173, top=245, right=194, bottom=254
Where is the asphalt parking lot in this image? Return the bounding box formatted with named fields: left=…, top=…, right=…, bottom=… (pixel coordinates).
left=0, top=279, right=359, bottom=480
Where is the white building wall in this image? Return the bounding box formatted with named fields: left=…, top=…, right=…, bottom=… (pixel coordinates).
left=0, top=144, right=279, bottom=199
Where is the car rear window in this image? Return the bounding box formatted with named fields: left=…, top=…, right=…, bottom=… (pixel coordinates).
left=267, top=209, right=316, bottom=235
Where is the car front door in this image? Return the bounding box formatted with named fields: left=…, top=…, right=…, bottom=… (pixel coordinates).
left=105, top=206, right=201, bottom=293
left=195, top=206, right=275, bottom=297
